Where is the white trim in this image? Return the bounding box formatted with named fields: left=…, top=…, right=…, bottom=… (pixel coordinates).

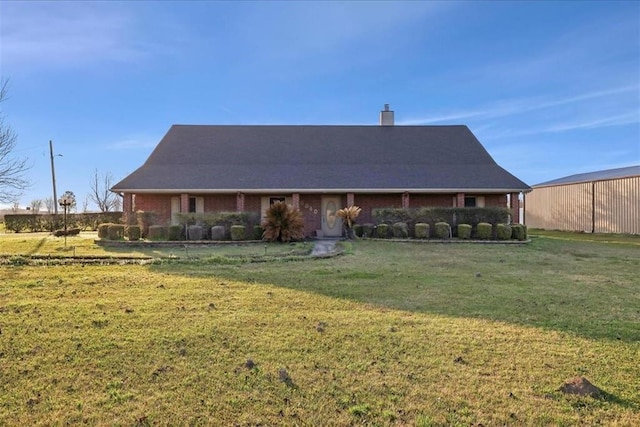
left=113, top=188, right=528, bottom=194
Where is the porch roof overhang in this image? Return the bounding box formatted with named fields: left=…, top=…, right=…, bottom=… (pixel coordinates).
left=112, top=187, right=530, bottom=195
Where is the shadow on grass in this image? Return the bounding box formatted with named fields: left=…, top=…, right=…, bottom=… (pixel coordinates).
left=27, top=238, right=48, bottom=255
left=144, top=239, right=640, bottom=343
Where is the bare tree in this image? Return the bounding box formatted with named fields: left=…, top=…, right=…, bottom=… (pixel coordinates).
left=30, top=199, right=42, bottom=214
left=89, top=169, right=118, bottom=212
left=82, top=195, right=90, bottom=213
left=44, top=197, right=54, bottom=214
left=0, top=79, right=30, bottom=203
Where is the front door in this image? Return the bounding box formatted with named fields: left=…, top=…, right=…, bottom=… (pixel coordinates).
left=321, top=196, right=342, bottom=237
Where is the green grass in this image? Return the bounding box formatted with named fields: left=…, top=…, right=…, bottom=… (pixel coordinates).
left=0, top=231, right=639, bottom=425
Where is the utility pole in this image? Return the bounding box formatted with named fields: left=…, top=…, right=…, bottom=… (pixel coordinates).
left=49, top=140, right=59, bottom=215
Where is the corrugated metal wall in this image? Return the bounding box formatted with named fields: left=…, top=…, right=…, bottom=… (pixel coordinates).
left=525, top=176, right=639, bottom=234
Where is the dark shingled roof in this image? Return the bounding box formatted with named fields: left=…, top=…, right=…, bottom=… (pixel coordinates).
left=534, top=165, right=640, bottom=188
left=112, top=125, right=530, bottom=193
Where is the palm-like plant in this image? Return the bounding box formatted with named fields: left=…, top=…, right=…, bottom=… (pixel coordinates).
left=262, top=201, right=305, bottom=242
left=337, top=205, right=362, bottom=238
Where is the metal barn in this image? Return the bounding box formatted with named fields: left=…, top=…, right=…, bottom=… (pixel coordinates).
left=525, top=166, right=640, bottom=234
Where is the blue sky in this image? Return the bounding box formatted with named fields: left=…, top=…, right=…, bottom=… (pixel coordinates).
left=1, top=0, right=638, bottom=210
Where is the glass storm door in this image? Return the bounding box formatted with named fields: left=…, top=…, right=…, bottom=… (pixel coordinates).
left=321, top=196, right=342, bottom=237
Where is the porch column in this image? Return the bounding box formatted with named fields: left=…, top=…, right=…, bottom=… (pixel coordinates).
left=510, top=192, right=520, bottom=224
left=122, top=193, right=133, bottom=224
left=402, top=192, right=410, bottom=208
left=456, top=193, right=465, bottom=207
left=346, top=192, right=355, bottom=207
left=180, top=193, right=189, bottom=213
left=236, top=192, right=245, bottom=212
left=292, top=193, right=300, bottom=210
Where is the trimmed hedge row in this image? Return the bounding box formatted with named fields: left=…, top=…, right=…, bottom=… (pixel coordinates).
left=372, top=207, right=511, bottom=238
left=4, top=212, right=123, bottom=233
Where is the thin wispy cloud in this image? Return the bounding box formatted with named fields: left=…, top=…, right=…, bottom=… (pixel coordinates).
left=0, top=3, right=177, bottom=69
left=399, top=85, right=639, bottom=126
left=106, top=138, right=157, bottom=151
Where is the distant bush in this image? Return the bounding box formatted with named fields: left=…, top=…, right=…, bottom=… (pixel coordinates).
left=457, top=224, right=472, bottom=240
left=392, top=222, right=409, bottom=239
left=414, top=223, right=429, bottom=239
left=496, top=224, right=512, bottom=240
left=434, top=222, right=451, bottom=239
left=126, top=225, right=141, bottom=241
left=168, top=225, right=183, bottom=241
left=53, top=228, right=81, bottom=237
left=107, top=224, right=125, bottom=240
left=147, top=225, right=167, bottom=241
left=376, top=223, right=389, bottom=238
left=4, top=212, right=121, bottom=233
left=476, top=223, right=493, bottom=240
left=231, top=225, right=245, bottom=241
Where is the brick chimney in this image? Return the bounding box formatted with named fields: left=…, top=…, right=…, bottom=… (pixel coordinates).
left=379, top=104, right=394, bottom=126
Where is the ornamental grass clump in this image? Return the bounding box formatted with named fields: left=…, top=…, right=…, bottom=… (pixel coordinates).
left=262, top=201, right=305, bottom=243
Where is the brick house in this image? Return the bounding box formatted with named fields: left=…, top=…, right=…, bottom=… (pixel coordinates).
left=111, top=106, right=530, bottom=237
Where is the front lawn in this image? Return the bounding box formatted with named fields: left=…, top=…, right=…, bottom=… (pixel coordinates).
left=0, top=232, right=638, bottom=425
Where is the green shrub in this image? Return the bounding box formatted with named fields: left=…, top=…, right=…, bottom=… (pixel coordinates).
left=511, top=224, right=526, bottom=241
left=414, top=223, right=429, bottom=239
left=458, top=224, right=472, bottom=239
left=262, top=202, right=304, bottom=243
left=211, top=225, right=226, bottom=240
left=372, top=207, right=511, bottom=232
left=126, top=225, right=141, bottom=241
left=361, top=223, right=375, bottom=238
left=496, top=223, right=512, bottom=240
left=231, top=225, right=245, bottom=241
left=434, top=222, right=451, bottom=239
left=53, top=228, right=81, bottom=237
left=252, top=225, right=263, bottom=240
left=392, top=222, right=409, bottom=239
left=187, top=225, right=203, bottom=240
left=97, top=223, right=111, bottom=239
left=107, top=224, right=125, bottom=240
left=147, top=225, right=167, bottom=241
left=522, top=224, right=528, bottom=240
left=376, top=223, right=389, bottom=238
left=353, top=224, right=363, bottom=238
left=168, top=225, right=182, bottom=241
left=477, top=222, right=493, bottom=240
left=136, top=211, right=156, bottom=238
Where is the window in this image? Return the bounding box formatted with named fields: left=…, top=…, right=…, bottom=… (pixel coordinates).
left=464, top=197, right=476, bottom=207
left=269, top=197, right=285, bottom=205
left=188, top=197, right=204, bottom=213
